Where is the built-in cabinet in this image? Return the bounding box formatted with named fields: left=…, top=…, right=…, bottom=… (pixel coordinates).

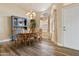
left=11, top=16, right=30, bottom=41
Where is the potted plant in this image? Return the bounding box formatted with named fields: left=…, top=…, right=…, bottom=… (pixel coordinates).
left=29, top=19, right=36, bottom=33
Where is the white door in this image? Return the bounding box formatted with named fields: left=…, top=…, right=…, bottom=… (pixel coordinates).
left=62, top=4, right=79, bottom=50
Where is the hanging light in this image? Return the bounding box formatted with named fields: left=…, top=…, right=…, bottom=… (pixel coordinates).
left=26, top=11, right=36, bottom=19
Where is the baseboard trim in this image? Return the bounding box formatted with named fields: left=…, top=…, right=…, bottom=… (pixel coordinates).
left=57, top=43, right=63, bottom=46
left=51, top=40, right=79, bottom=51
left=0, top=38, right=11, bottom=44
left=51, top=39, right=63, bottom=46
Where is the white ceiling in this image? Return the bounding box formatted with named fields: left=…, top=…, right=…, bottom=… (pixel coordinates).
left=0, top=3, right=52, bottom=12
left=15, top=3, right=52, bottom=12
left=0, top=3, right=52, bottom=13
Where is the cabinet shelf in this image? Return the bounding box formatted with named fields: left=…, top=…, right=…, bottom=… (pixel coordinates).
left=13, top=25, right=28, bottom=28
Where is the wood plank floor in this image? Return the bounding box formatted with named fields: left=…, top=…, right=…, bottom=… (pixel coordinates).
left=0, top=40, right=79, bottom=56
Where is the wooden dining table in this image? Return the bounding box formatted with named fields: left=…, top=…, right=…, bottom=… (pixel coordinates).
left=13, top=32, right=38, bottom=47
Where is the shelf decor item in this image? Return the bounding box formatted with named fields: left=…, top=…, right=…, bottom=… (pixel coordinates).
left=18, top=18, right=24, bottom=26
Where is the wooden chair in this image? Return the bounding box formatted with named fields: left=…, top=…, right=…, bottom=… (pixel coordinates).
left=35, top=29, right=42, bottom=42
left=26, top=33, right=34, bottom=46
left=15, top=34, right=22, bottom=47
left=25, top=33, right=36, bottom=46
left=14, top=33, right=25, bottom=48
left=24, top=33, right=30, bottom=46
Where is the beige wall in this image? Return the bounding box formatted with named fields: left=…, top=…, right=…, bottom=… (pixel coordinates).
left=0, top=4, right=27, bottom=40
left=0, top=4, right=40, bottom=40
left=51, top=3, right=65, bottom=45
left=54, top=3, right=72, bottom=46
left=56, top=4, right=63, bottom=45
left=0, top=16, right=11, bottom=39
left=35, top=12, right=40, bottom=28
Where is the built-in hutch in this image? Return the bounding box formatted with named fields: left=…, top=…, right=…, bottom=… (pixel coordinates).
left=11, top=16, right=30, bottom=41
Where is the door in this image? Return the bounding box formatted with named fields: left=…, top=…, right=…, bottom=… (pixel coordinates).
left=62, top=4, right=79, bottom=50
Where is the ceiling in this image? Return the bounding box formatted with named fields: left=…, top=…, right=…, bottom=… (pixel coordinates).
left=0, top=3, right=52, bottom=15
left=0, top=3, right=52, bottom=12
left=16, top=3, right=52, bottom=12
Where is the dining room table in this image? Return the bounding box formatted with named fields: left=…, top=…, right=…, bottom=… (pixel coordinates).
left=13, top=32, right=38, bottom=47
